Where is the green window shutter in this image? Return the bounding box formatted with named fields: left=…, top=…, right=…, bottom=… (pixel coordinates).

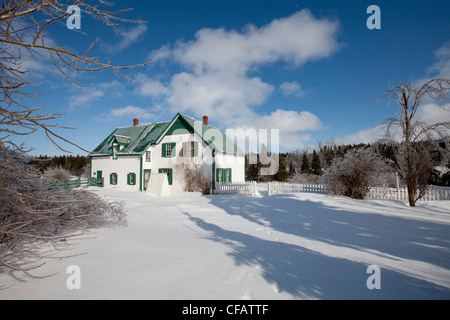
left=228, top=168, right=232, bottom=183
left=127, top=173, right=136, bottom=185
left=171, top=143, right=176, bottom=158
left=193, top=141, right=198, bottom=156
left=222, top=169, right=226, bottom=183
left=110, top=173, right=117, bottom=185
left=216, top=168, right=220, bottom=183
left=158, top=168, right=163, bottom=173
left=162, top=143, right=166, bottom=158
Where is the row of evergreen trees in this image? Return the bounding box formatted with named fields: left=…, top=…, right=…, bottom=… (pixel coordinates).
left=29, top=140, right=449, bottom=186
left=29, top=154, right=90, bottom=177
left=245, top=141, right=450, bottom=186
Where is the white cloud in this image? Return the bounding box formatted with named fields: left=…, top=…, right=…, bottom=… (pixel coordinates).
left=108, top=105, right=154, bottom=120
left=280, top=81, right=307, bottom=97
left=334, top=125, right=388, bottom=146
left=68, top=80, right=123, bottom=109
left=428, top=42, right=450, bottom=79
left=149, top=44, right=172, bottom=61
left=256, top=109, right=322, bottom=132
left=169, top=9, right=339, bottom=74
left=69, top=88, right=104, bottom=108
left=135, top=75, right=170, bottom=98
left=416, top=103, right=450, bottom=127
left=103, top=24, right=148, bottom=53
left=251, top=109, right=322, bottom=150
left=138, top=9, right=340, bottom=149
left=166, top=71, right=274, bottom=123
left=334, top=103, right=450, bottom=146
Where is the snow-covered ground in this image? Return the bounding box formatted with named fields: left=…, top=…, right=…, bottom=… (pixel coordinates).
left=1, top=187, right=450, bottom=300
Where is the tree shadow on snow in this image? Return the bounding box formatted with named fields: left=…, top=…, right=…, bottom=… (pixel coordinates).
left=186, top=194, right=450, bottom=299
left=208, top=194, right=450, bottom=270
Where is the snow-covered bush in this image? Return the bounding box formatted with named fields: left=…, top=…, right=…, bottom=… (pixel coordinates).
left=288, top=173, right=320, bottom=184
left=44, top=166, right=72, bottom=181
left=0, top=148, right=126, bottom=271
left=321, top=147, right=392, bottom=199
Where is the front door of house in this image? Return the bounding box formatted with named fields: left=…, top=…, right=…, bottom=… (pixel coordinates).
left=96, top=170, right=103, bottom=187
left=144, top=169, right=151, bottom=190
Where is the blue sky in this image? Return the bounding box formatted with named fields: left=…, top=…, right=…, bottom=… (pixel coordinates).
left=13, top=0, right=450, bottom=155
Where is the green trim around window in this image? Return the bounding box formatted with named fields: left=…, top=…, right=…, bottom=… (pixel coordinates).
left=127, top=172, right=136, bottom=185
left=216, top=168, right=232, bottom=183
left=110, top=173, right=118, bottom=185
left=162, top=142, right=176, bottom=158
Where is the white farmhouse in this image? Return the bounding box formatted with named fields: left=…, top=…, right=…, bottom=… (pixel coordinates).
left=89, top=113, right=245, bottom=192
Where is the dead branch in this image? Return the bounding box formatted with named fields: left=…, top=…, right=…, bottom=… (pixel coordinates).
left=1, top=0, right=153, bottom=153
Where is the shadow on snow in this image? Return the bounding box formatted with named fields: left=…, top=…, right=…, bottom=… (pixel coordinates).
left=181, top=193, right=450, bottom=299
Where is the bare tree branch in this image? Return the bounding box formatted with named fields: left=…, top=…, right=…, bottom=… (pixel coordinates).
left=1, top=0, right=153, bottom=153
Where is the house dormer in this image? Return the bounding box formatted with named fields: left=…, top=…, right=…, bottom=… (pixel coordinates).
left=111, top=134, right=131, bottom=150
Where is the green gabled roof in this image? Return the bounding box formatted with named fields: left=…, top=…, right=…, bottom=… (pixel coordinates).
left=89, top=113, right=244, bottom=157
left=90, top=122, right=169, bottom=156
left=175, top=113, right=245, bottom=156
left=113, top=134, right=131, bottom=145
left=133, top=122, right=170, bottom=153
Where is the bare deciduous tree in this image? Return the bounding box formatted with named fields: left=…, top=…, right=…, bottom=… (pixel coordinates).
left=0, top=0, right=150, bottom=270
left=0, top=148, right=126, bottom=270
left=174, top=154, right=212, bottom=193
left=379, top=78, right=450, bottom=206
left=1, top=0, right=152, bottom=151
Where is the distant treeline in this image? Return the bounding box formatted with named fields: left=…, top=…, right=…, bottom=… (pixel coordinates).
left=29, top=154, right=90, bottom=177
left=245, top=140, right=450, bottom=187
left=29, top=140, right=449, bottom=186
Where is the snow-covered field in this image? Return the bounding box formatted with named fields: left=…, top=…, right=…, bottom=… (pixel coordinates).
left=1, top=187, right=450, bottom=300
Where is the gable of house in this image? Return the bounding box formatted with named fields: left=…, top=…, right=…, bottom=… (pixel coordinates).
left=156, top=113, right=245, bottom=156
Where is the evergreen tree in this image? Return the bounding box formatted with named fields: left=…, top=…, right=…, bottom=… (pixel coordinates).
left=311, top=150, right=323, bottom=176
left=301, top=152, right=312, bottom=175
left=275, top=154, right=289, bottom=181
left=247, top=164, right=259, bottom=181
left=246, top=153, right=261, bottom=181
left=289, top=161, right=295, bottom=177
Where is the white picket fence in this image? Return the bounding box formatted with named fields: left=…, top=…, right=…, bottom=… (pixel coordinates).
left=214, top=181, right=259, bottom=196
left=366, top=185, right=450, bottom=201
left=267, top=182, right=326, bottom=196
left=214, top=181, right=450, bottom=201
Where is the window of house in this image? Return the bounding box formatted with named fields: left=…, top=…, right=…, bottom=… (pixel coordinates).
left=110, top=173, right=118, bottom=185
left=183, top=141, right=198, bottom=157
left=146, top=151, right=151, bottom=162
left=162, top=143, right=176, bottom=158
left=216, top=168, right=232, bottom=183
left=127, top=172, right=136, bottom=185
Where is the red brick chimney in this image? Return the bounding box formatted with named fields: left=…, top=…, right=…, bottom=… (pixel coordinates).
left=133, top=118, right=139, bottom=126
left=203, top=115, right=208, bottom=126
